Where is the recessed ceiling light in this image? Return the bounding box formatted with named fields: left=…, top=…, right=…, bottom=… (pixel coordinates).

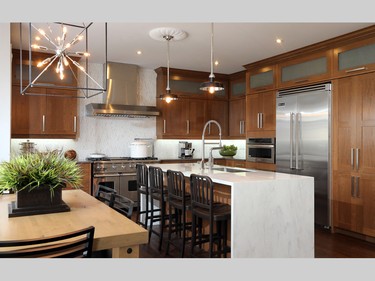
left=214, top=60, right=219, bottom=66
left=136, top=50, right=142, bottom=55
left=276, top=38, right=283, bottom=44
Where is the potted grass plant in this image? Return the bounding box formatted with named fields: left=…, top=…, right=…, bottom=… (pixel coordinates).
left=0, top=151, right=83, bottom=217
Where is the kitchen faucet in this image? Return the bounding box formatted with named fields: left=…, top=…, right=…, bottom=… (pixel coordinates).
left=200, top=120, right=222, bottom=169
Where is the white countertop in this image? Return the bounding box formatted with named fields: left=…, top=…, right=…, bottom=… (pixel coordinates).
left=148, top=162, right=311, bottom=187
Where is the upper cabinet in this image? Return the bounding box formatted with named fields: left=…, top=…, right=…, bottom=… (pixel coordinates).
left=229, top=70, right=246, bottom=99
left=247, top=65, right=276, bottom=94
left=155, top=67, right=229, bottom=139
left=277, top=50, right=333, bottom=89
left=333, top=37, right=375, bottom=77
left=11, top=49, right=78, bottom=139
left=228, top=71, right=246, bottom=138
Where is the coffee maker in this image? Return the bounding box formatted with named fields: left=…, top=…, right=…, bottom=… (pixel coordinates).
left=178, top=141, right=193, bottom=158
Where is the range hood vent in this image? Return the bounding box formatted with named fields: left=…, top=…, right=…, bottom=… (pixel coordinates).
left=86, top=62, right=160, bottom=118
left=86, top=103, right=160, bottom=118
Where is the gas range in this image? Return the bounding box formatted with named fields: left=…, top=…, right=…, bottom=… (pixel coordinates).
left=90, top=157, right=160, bottom=174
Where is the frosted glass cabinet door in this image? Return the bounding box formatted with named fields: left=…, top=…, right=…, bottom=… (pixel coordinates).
left=334, top=38, right=375, bottom=77
left=248, top=66, right=275, bottom=94
left=279, top=51, right=332, bottom=88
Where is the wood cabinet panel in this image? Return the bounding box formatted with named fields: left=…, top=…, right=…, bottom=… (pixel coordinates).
left=157, top=99, right=189, bottom=137
left=206, top=100, right=228, bottom=137
left=246, top=90, right=276, bottom=134
left=247, top=65, right=276, bottom=94
left=188, top=99, right=206, bottom=135
left=65, top=162, right=92, bottom=195
left=229, top=98, right=245, bottom=138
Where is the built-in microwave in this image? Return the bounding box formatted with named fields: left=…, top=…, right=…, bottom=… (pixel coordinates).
left=246, top=138, right=275, bottom=164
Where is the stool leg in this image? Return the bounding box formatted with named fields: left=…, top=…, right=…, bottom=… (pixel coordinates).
left=216, top=221, right=222, bottom=258
left=166, top=204, right=173, bottom=255
left=191, top=214, right=196, bottom=257
left=158, top=201, right=165, bottom=251
left=144, top=192, right=149, bottom=229
left=181, top=207, right=186, bottom=258
left=136, top=190, right=141, bottom=224
left=209, top=218, right=214, bottom=258
left=148, top=195, right=154, bottom=242
left=223, top=220, right=228, bottom=258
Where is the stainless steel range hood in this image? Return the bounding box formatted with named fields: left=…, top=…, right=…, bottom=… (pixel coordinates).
left=86, top=62, right=160, bottom=118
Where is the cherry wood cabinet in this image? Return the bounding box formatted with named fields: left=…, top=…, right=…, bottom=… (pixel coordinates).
left=246, top=90, right=276, bottom=134
left=229, top=98, right=245, bottom=138
left=11, top=49, right=78, bottom=139
left=332, top=72, right=375, bottom=237
left=157, top=99, right=189, bottom=138
left=11, top=86, right=77, bottom=138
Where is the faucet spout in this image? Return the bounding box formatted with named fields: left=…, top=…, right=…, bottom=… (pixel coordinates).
left=201, top=120, right=222, bottom=169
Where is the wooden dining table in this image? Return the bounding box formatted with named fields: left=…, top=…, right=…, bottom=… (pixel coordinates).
left=0, top=189, right=148, bottom=258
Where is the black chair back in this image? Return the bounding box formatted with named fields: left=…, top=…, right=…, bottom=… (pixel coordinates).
left=0, top=226, right=95, bottom=258
left=95, top=185, right=116, bottom=205
left=149, top=166, right=165, bottom=200
left=136, top=163, right=149, bottom=192
left=190, top=174, right=214, bottom=213
left=110, top=193, right=135, bottom=219
left=167, top=169, right=187, bottom=206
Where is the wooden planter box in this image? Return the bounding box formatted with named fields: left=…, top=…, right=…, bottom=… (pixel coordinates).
left=8, top=185, right=70, bottom=217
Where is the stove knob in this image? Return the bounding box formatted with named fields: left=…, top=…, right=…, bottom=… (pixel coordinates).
left=121, top=165, right=126, bottom=169
left=112, top=164, right=117, bottom=169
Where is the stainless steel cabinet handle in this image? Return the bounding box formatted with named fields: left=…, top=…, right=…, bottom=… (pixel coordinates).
left=356, top=148, right=359, bottom=171
left=345, top=66, right=367, bottom=73
left=73, top=116, right=77, bottom=133
left=163, top=120, right=166, bottom=134
left=356, top=176, right=360, bottom=198
left=42, top=115, right=46, bottom=132
left=351, top=176, right=355, bottom=197
left=257, top=113, right=260, bottom=129
left=260, top=113, right=263, bottom=129
left=240, top=120, right=245, bottom=134
left=290, top=113, right=295, bottom=169
left=351, top=148, right=354, bottom=169
left=186, top=120, right=190, bottom=134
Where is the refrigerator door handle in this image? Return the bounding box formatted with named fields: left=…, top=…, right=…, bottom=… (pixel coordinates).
left=290, top=112, right=295, bottom=169
left=296, top=112, right=301, bottom=170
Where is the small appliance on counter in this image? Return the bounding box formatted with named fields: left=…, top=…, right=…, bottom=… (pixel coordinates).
left=178, top=141, right=193, bottom=158
left=130, top=138, right=155, bottom=159
left=19, top=140, right=37, bottom=154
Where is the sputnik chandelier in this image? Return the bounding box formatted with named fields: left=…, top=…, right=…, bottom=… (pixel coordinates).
left=18, top=22, right=107, bottom=98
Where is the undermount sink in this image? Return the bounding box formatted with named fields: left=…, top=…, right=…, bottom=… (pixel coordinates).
left=210, top=167, right=249, bottom=173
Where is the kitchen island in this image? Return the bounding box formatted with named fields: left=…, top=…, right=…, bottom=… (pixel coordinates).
left=148, top=163, right=314, bottom=258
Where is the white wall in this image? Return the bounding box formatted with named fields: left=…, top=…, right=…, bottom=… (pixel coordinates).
left=0, top=23, right=11, bottom=162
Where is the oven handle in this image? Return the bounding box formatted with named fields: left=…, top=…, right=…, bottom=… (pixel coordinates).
left=119, top=173, right=136, bottom=177
left=247, top=144, right=275, bottom=148
left=93, top=174, right=120, bottom=178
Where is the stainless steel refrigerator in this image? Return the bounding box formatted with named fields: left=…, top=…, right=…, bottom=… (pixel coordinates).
left=276, top=83, right=331, bottom=228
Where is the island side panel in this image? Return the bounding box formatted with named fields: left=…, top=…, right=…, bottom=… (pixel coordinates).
left=231, top=176, right=314, bottom=258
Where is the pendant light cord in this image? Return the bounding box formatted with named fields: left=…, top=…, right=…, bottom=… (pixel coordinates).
left=164, top=35, right=173, bottom=91
left=209, top=22, right=215, bottom=79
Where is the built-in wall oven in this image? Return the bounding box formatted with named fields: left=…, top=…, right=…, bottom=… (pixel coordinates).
left=91, top=157, right=160, bottom=207
left=246, top=138, right=276, bottom=164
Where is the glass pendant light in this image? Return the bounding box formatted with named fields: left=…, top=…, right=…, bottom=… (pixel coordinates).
left=200, top=23, right=224, bottom=94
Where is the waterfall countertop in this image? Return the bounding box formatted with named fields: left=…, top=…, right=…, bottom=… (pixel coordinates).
left=148, top=162, right=315, bottom=258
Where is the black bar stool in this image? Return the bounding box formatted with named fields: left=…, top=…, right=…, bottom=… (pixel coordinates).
left=189, top=174, right=231, bottom=258
left=135, top=163, right=151, bottom=229
left=165, top=169, right=192, bottom=258
left=148, top=166, right=170, bottom=251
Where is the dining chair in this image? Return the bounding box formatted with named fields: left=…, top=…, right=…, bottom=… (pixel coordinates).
left=110, top=193, right=135, bottom=219
left=0, top=225, right=95, bottom=258
left=95, top=185, right=116, bottom=205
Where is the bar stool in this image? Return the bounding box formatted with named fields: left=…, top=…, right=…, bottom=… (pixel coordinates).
left=165, top=169, right=192, bottom=258
left=148, top=166, right=171, bottom=251
left=135, top=163, right=151, bottom=229
left=189, top=174, right=231, bottom=258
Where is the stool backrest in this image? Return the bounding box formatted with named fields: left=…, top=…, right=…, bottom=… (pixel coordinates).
left=167, top=169, right=186, bottom=202
left=149, top=166, right=164, bottom=197
left=190, top=174, right=214, bottom=212
left=136, top=163, right=149, bottom=190
left=110, top=193, right=135, bottom=219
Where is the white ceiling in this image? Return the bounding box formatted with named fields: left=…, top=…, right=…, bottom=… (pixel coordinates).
left=10, top=22, right=373, bottom=75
